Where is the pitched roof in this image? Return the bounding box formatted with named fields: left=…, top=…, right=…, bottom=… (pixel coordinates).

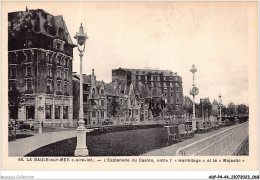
left=104, top=83, right=119, bottom=96
left=8, top=9, right=75, bottom=46
left=83, top=75, right=91, bottom=84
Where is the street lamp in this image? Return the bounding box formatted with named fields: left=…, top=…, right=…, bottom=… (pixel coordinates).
left=74, top=23, right=89, bottom=156
left=218, top=93, right=222, bottom=126
left=189, top=64, right=199, bottom=131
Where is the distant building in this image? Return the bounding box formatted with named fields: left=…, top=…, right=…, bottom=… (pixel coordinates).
left=112, top=68, right=183, bottom=117
left=8, top=8, right=76, bottom=127
left=200, top=98, right=211, bottom=119
left=183, top=96, right=193, bottom=120
left=73, top=70, right=145, bottom=126
left=212, top=99, right=219, bottom=117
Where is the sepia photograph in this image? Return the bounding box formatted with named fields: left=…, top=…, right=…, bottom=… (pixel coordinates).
left=1, top=1, right=258, bottom=173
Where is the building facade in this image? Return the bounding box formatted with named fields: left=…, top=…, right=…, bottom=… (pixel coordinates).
left=8, top=8, right=75, bottom=127
left=73, top=70, right=148, bottom=126
left=112, top=68, right=183, bottom=117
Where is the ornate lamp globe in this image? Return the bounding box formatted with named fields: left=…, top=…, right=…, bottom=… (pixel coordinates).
left=190, top=64, right=197, bottom=74
left=74, top=23, right=88, bottom=47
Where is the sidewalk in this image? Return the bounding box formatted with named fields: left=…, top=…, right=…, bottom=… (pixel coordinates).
left=142, top=125, right=235, bottom=156
left=9, top=129, right=92, bottom=156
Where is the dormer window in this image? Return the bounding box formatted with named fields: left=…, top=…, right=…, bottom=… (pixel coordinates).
left=26, top=39, right=33, bottom=48
left=57, top=43, right=61, bottom=50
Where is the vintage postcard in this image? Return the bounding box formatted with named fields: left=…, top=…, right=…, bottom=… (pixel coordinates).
left=1, top=1, right=258, bottom=172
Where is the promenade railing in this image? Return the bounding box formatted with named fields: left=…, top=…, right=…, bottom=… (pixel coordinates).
left=175, top=121, right=249, bottom=156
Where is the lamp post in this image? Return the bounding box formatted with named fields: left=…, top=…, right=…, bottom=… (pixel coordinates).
left=74, top=23, right=89, bottom=156
left=218, top=93, right=222, bottom=126
left=189, top=64, right=199, bottom=131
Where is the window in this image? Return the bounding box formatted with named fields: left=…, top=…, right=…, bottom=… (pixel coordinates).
left=57, top=83, right=61, bottom=91
left=47, top=67, right=52, bottom=77
left=101, top=89, right=104, bottom=94
left=176, top=99, right=179, bottom=103
left=26, top=106, right=35, bottom=119
left=63, top=106, right=68, bottom=119
left=145, top=111, right=148, bottom=117
left=92, top=111, right=96, bottom=118
left=48, top=54, right=52, bottom=63
left=64, top=60, right=68, bottom=67
left=135, top=109, right=138, bottom=115
left=55, top=106, right=60, bottom=119
left=57, top=69, right=60, bottom=77
left=101, top=111, right=104, bottom=119
left=64, top=70, right=68, bottom=79
left=26, top=39, right=33, bottom=48
left=47, top=82, right=52, bottom=91
left=171, top=92, right=173, bottom=97
left=57, top=43, right=61, bottom=50
left=26, top=81, right=32, bottom=90
left=10, top=67, right=17, bottom=78
left=27, top=52, right=32, bottom=62
left=92, top=88, right=95, bottom=98
left=83, top=94, right=88, bottom=103
left=176, top=88, right=179, bottom=92
left=10, top=82, right=16, bottom=91
left=64, top=84, right=68, bottom=93
left=26, top=66, right=32, bottom=76
left=10, top=54, right=17, bottom=64
left=164, top=92, right=167, bottom=97
left=45, top=105, right=52, bottom=119
left=101, top=100, right=104, bottom=106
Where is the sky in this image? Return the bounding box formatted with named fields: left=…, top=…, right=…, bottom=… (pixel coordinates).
left=4, top=1, right=257, bottom=105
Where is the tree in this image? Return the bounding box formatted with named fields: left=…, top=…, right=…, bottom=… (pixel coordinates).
left=202, top=101, right=212, bottom=119
left=237, top=104, right=249, bottom=116
left=165, top=103, right=176, bottom=117
left=226, top=102, right=236, bottom=116
left=107, top=97, right=120, bottom=125
left=221, top=105, right=227, bottom=116
left=8, top=87, right=24, bottom=138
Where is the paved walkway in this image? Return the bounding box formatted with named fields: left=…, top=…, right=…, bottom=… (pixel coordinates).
left=142, top=125, right=237, bottom=156
left=9, top=129, right=92, bottom=156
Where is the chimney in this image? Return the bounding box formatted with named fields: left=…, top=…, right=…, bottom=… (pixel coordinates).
left=92, top=69, right=95, bottom=75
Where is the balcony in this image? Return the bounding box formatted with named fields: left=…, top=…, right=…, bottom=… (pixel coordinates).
left=25, top=90, right=33, bottom=94
left=9, top=62, right=18, bottom=66
left=46, top=90, right=53, bottom=94
left=56, top=91, right=63, bottom=95
left=9, top=76, right=17, bottom=80
left=25, top=75, right=33, bottom=80
left=24, top=59, right=33, bottom=65
left=46, top=76, right=53, bottom=80
left=57, top=63, right=62, bottom=68
left=56, top=77, right=62, bottom=82
left=64, top=92, right=70, bottom=96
